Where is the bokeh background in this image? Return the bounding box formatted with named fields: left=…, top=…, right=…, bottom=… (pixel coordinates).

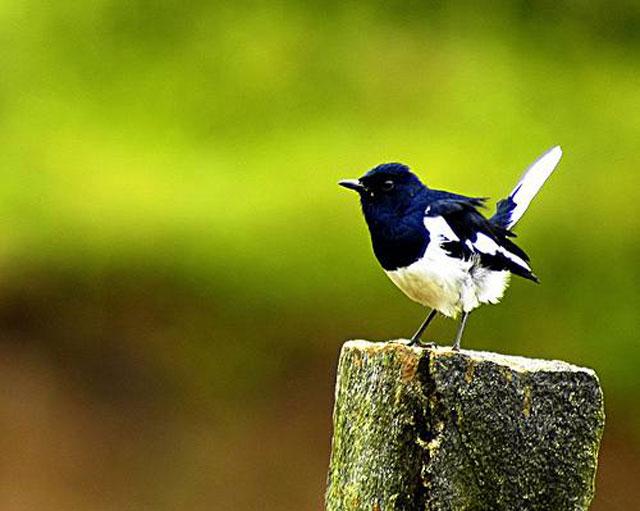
left=0, top=1, right=638, bottom=509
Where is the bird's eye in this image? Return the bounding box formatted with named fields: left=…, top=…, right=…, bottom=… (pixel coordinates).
left=381, top=180, right=395, bottom=191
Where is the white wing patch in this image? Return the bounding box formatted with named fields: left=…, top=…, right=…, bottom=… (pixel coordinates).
left=423, top=216, right=459, bottom=242
left=473, top=233, right=531, bottom=271
left=424, top=216, right=530, bottom=271
left=508, top=146, right=562, bottom=229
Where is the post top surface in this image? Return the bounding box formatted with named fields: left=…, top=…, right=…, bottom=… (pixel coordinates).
left=343, top=339, right=597, bottom=376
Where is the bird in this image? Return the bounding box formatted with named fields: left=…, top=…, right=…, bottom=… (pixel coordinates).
left=339, top=146, right=562, bottom=350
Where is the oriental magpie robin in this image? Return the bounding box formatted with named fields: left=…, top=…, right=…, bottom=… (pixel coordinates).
left=339, top=146, right=562, bottom=350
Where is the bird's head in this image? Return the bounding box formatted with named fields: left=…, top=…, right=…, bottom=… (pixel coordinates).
left=339, top=163, right=426, bottom=215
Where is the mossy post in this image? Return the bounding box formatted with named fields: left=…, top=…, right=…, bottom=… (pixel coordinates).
left=325, top=340, right=605, bottom=511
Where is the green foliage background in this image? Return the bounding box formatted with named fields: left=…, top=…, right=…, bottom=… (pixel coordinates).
left=0, top=1, right=638, bottom=509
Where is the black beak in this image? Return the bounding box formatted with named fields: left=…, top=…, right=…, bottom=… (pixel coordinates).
left=338, top=179, right=365, bottom=192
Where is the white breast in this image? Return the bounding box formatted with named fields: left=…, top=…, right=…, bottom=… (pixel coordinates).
left=384, top=216, right=511, bottom=317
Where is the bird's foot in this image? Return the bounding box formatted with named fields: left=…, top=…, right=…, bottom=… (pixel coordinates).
left=409, top=338, right=436, bottom=349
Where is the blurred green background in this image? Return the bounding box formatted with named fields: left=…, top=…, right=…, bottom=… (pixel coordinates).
left=0, top=1, right=638, bottom=509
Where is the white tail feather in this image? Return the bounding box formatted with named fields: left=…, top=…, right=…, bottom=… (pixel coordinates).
left=506, top=146, right=562, bottom=229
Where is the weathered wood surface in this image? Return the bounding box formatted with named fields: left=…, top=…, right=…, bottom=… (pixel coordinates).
left=325, top=340, right=604, bottom=511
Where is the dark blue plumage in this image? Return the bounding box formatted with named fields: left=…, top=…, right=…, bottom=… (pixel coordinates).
left=357, top=164, right=431, bottom=271
left=355, top=163, right=536, bottom=281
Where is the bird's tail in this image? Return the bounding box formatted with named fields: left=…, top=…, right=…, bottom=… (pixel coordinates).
left=492, top=146, right=562, bottom=230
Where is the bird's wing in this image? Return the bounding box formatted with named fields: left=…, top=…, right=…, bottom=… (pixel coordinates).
left=425, top=198, right=538, bottom=282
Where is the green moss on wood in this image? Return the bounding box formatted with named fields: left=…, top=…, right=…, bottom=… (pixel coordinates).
left=325, top=341, right=605, bottom=511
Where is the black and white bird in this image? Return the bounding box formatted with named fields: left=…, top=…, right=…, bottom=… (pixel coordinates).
left=339, top=146, right=562, bottom=350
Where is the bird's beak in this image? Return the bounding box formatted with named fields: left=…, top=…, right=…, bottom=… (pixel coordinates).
left=338, top=179, right=365, bottom=193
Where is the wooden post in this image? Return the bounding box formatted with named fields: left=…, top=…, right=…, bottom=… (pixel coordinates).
left=325, top=340, right=604, bottom=511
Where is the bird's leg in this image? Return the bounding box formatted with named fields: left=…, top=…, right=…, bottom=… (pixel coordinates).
left=409, top=309, right=437, bottom=346
left=452, top=312, right=470, bottom=351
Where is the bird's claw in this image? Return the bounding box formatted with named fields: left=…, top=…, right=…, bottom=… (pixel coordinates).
left=409, top=339, right=436, bottom=349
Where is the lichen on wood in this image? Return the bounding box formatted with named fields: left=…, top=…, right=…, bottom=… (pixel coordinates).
left=325, top=340, right=605, bottom=511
